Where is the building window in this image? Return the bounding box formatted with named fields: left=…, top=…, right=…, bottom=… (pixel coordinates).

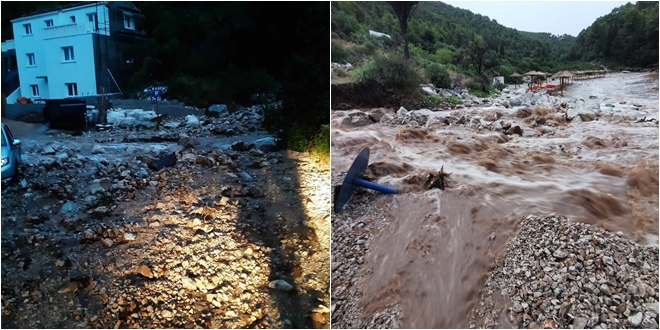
left=30, top=85, right=39, bottom=97
left=66, top=83, right=78, bottom=96
left=87, top=13, right=98, bottom=31
left=27, top=53, right=36, bottom=66
left=24, top=24, right=32, bottom=35
left=63, top=46, right=75, bottom=61
left=123, top=12, right=134, bottom=30
left=45, top=19, right=54, bottom=27
left=70, top=16, right=76, bottom=23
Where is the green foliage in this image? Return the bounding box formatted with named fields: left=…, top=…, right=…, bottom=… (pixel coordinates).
left=356, top=53, right=422, bottom=94
left=470, top=90, right=490, bottom=98
left=448, top=96, right=463, bottom=104
left=312, top=124, right=330, bottom=157
left=286, top=125, right=309, bottom=152
left=424, top=63, right=451, bottom=88
left=417, top=95, right=443, bottom=108
left=570, top=2, right=658, bottom=67
left=334, top=68, right=349, bottom=78
left=494, top=83, right=506, bottom=91
left=332, top=40, right=351, bottom=63
left=435, top=48, right=453, bottom=64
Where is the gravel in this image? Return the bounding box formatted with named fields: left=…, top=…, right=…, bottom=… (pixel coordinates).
left=469, top=214, right=659, bottom=329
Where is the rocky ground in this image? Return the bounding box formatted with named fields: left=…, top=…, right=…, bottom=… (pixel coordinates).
left=469, top=214, right=659, bottom=329
left=1, top=106, right=330, bottom=329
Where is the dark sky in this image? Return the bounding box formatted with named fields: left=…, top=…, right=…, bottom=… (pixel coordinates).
left=444, top=1, right=630, bottom=36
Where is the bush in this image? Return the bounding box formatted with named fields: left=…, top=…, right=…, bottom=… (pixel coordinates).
left=312, top=124, right=330, bottom=157
left=286, top=125, right=309, bottom=152
left=332, top=40, right=351, bottom=64
left=334, top=68, right=349, bottom=77
left=417, top=95, right=443, bottom=108
left=470, top=90, right=490, bottom=98
left=356, top=53, right=422, bottom=94
left=425, top=63, right=451, bottom=89
left=448, top=96, right=463, bottom=105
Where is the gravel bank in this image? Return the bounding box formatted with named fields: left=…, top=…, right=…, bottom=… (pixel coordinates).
left=470, top=214, right=659, bottom=329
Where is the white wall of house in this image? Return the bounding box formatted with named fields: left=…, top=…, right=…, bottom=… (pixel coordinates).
left=11, top=2, right=110, bottom=100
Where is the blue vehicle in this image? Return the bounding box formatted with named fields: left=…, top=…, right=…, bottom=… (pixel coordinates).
left=1, top=123, right=22, bottom=182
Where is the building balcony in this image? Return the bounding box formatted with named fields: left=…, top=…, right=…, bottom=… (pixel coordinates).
left=1, top=40, right=15, bottom=52
left=43, top=22, right=109, bottom=40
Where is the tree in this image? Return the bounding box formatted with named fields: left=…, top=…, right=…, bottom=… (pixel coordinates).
left=387, top=1, right=418, bottom=60
left=467, top=34, right=497, bottom=75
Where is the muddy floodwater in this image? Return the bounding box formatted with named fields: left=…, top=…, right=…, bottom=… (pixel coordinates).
left=330, top=73, right=659, bottom=328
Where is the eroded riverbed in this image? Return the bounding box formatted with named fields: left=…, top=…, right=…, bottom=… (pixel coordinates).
left=330, top=72, right=659, bottom=328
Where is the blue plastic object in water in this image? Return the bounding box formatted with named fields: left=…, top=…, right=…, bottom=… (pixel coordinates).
left=334, top=147, right=397, bottom=213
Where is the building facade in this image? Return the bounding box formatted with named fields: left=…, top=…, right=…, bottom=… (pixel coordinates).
left=2, top=1, right=143, bottom=103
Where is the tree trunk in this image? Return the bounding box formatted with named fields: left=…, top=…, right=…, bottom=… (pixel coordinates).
left=401, top=21, right=410, bottom=60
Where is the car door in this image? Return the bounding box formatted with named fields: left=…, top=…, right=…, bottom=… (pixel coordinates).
left=4, top=125, right=20, bottom=163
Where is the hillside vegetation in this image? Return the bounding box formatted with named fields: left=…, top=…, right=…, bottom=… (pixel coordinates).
left=569, top=1, right=659, bottom=68
left=332, top=1, right=657, bottom=81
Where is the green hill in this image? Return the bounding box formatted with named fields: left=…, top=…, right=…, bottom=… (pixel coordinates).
left=332, top=1, right=656, bottom=75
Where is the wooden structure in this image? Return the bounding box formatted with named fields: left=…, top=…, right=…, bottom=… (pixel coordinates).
left=509, top=72, right=523, bottom=88
left=523, top=71, right=547, bottom=91
left=551, top=70, right=573, bottom=96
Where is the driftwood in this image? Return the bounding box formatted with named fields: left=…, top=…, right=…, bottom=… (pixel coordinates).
left=426, top=165, right=452, bottom=190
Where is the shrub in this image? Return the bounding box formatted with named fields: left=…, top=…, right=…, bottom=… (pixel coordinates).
left=425, top=63, right=451, bottom=89
left=417, top=95, right=443, bottom=108
left=334, top=68, right=349, bottom=77
left=435, top=48, right=453, bottom=65
left=448, top=96, right=463, bottom=104
left=286, top=125, right=309, bottom=152
left=312, top=124, right=330, bottom=157
left=494, top=83, right=506, bottom=91
left=470, top=90, right=490, bottom=98
left=331, top=40, right=351, bottom=64
left=356, top=53, right=422, bottom=94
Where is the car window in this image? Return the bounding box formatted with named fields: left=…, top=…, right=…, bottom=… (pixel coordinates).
left=1, top=128, right=7, bottom=147
left=4, top=126, right=14, bottom=143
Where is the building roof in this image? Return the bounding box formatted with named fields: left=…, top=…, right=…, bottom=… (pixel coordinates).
left=11, top=2, right=106, bottom=23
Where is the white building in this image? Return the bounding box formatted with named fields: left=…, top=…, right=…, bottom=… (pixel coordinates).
left=1, top=1, right=142, bottom=104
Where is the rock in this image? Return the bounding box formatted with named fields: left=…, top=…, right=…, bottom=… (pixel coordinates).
left=512, top=301, right=524, bottom=313
left=422, top=86, right=438, bottom=96
left=589, top=95, right=597, bottom=99
left=43, top=146, right=56, bottom=155
left=124, top=232, right=136, bottom=241
left=505, top=126, right=523, bottom=136
left=268, top=279, right=293, bottom=292
left=82, top=228, right=95, bottom=240
left=161, top=310, right=174, bottom=319
left=368, top=108, right=388, bottom=122
left=602, top=256, right=614, bottom=266
left=182, top=276, right=197, bottom=291
left=58, top=282, right=79, bottom=294
left=541, top=319, right=557, bottom=329
left=231, top=141, right=254, bottom=152
left=579, top=111, right=596, bottom=122
left=628, top=312, right=643, bottom=327
left=600, top=283, right=611, bottom=296
left=59, top=201, right=79, bottom=215
left=185, top=115, right=200, bottom=126
left=163, top=121, right=180, bottom=129
left=586, top=315, right=600, bottom=328
left=136, top=265, right=153, bottom=279
left=341, top=110, right=374, bottom=127
left=552, top=249, right=568, bottom=259
left=397, top=107, right=408, bottom=116
left=101, top=238, right=114, bottom=247
left=19, top=179, right=27, bottom=188
left=92, top=144, right=104, bottom=154
left=136, top=168, right=149, bottom=179
left=641, top=314, right=658, bottom=328
left=573, top=317, right=588, bottom=329
left=206, top=104, right=229, bottom=118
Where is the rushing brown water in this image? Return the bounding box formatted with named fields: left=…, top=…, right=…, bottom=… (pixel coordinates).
left=331, top=72, right=659, bottom=328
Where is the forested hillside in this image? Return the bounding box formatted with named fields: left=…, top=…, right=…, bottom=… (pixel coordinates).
left=569, top=1, right=659, bottom=67
left=332, top=1, right=657, bottom=75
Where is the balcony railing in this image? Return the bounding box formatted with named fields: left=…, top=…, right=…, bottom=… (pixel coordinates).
left=1, top=40, right=15, bottom=52
left=43, top=22, right=109, bottom=40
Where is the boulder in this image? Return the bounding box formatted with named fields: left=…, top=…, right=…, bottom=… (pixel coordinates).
left=421, top=86, right=438, bottom=96
left=341, top=110, right=374, bottom=128
left=397, top=107, right=409, bottom=116
left=185, top=115, right=200, bottom=126
left=206, top=104, right=229, bottom=118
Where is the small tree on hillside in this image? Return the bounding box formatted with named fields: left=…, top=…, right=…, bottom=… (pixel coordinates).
left=387, top=1, right=418, bottom=60
left=467, top=34, right=497, bottom=75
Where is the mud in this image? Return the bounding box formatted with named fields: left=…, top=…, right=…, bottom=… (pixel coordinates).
left=330, top=72, right=659, bottom=328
